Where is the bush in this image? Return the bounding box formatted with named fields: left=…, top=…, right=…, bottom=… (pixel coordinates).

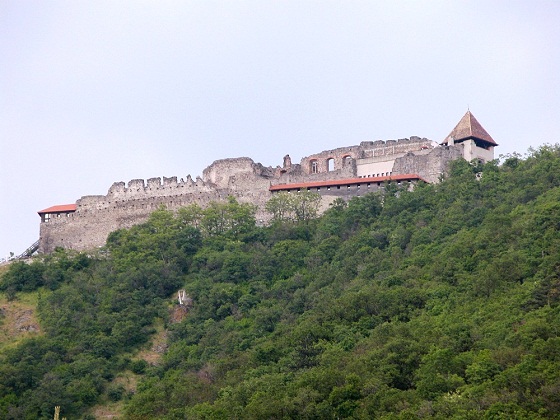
left=130, top=359, right=148, bottom=375
left=107, top=384, right=126, bottom=402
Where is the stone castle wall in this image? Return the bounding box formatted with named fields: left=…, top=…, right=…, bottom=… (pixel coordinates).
left=361, top=136, right=434, bottom=158
left=39, top=182, right=225, bottom=253
left=392, top=145, right=464, bottom=183
left=39, top=157, right=285, bottom=253
left=38, top=137, right=467, bottom=253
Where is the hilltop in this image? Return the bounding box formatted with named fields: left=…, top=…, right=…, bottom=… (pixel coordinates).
left=1, top=146, right=560, bottom=419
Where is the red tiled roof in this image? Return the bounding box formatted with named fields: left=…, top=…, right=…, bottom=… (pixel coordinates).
left=38, top=204, right=77, bottom=215
left=269, top=174, right=426, bottom=191
left=442, top=111, right=497, bottom=146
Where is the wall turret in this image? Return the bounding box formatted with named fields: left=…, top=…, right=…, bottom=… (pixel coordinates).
left=441, top=111, right=497, bottom=163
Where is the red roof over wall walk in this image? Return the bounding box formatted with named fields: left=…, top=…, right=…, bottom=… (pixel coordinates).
left=269, top=174, right=426, bottom=191
left=38, top=204, right=77, bottom=215
left=37, top=175, right=424, bottom=215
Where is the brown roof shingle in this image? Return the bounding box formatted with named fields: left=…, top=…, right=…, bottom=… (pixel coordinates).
left=442, top=111, right=497, bottom=146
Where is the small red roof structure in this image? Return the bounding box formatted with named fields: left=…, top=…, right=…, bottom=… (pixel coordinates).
left=38, top=204, right=77, bottom=215
left=270, top=174, right=425, bottom=191
left=441, top=111, right=497, bottom=146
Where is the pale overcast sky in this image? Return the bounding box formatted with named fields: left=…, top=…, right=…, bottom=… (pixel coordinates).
left=1, top=1, right=559, bottom=258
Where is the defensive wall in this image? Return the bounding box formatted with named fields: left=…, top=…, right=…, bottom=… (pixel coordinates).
left=38, top=111, right=497, bottom=253
left=38, top=139, right=450, bottom=253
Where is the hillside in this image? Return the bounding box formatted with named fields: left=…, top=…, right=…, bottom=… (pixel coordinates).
left=1, top=147, right=560, bottom=419
left=0, top=292, right=42, bottom=353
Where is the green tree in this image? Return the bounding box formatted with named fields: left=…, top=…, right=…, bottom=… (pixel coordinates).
left=200, top=196, right=256, bottom=239
left=266, top=191, right=321, bottom=223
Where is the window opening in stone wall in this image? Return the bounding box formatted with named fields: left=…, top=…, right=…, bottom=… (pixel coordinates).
left=342, top=155, right=352, bottom=167
left=327, top=158, right=335, bottom=172
left=310, top=160, right=318, bottom=173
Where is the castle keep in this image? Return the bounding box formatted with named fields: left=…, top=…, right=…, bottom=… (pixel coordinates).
left=37, top=111, right=497, bottom=253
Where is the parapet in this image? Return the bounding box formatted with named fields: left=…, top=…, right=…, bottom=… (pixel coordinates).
left=202, top=157, right=278, bottom=189
left=147, top=178, right=161, bottom=189
left=128, top=179, right=146, bottom=190
left=109, top=182, right=126, bottom=193
left=77, top=195, right=106, bottom=205
left=360, top=137, right=432, bottom=148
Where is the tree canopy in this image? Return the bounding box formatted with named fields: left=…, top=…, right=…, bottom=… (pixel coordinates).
left=2, top=150, right=560, bottom=418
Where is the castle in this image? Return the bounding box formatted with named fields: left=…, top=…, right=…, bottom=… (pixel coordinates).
left=37, top=111, right=497, bottom=253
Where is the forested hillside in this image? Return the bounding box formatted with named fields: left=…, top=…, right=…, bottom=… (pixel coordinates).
left=2, top=147, right=560, bottom=419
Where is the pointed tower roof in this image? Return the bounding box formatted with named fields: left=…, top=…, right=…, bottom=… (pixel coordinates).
left=442, top=111, right=497, bottom=146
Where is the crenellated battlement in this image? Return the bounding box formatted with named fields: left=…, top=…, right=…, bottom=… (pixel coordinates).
left=38, top=112, right=497, bottom=254
left=37, top=140, right=444, bottom=253
left=359, top=136, right=430, bottom=148
left=101, top=174, right=215, bottom=201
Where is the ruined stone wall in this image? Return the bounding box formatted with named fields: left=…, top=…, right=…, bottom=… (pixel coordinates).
left=360, top=136, right=435, bottom=158
left=300, top=145, right=363, bottom=175
left=39, top=186, right=228, bottom=253
left=202, top=157, right=276, bottom=189
left=392, top=145, right=464, bottom=183
left=296, top=137, right=436, bottom=180
left=38, top=138, right=466, bottom=254
left=273, top=162, right=356, bottom=185
left=200, top=157, right=279, bottom=223
left=355, top=137, right=437, bottom=178
left=39, top=157, right=276, bottom=253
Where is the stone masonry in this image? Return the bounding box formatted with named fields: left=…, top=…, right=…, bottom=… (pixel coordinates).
left=38, top=111, right=497, bottom=253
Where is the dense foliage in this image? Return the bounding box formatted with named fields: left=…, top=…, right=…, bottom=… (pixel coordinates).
left=2, top=147, right=560, bottom=419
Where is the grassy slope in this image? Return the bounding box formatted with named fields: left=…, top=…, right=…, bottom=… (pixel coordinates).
left=0, top=290, right=42, bottom=353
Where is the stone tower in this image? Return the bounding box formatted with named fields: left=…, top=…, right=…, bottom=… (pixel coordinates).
left=441, top=111, right=497, bottom=164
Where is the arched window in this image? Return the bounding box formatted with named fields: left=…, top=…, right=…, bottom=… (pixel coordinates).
left=342, top=155, right=352, bottom=167
left=310, top=159, right=318, bottom=174
left=327, top=158, right=335, bottom=172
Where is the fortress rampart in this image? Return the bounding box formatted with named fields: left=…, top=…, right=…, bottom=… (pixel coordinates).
left=37, top=112, right=497, bottom=253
